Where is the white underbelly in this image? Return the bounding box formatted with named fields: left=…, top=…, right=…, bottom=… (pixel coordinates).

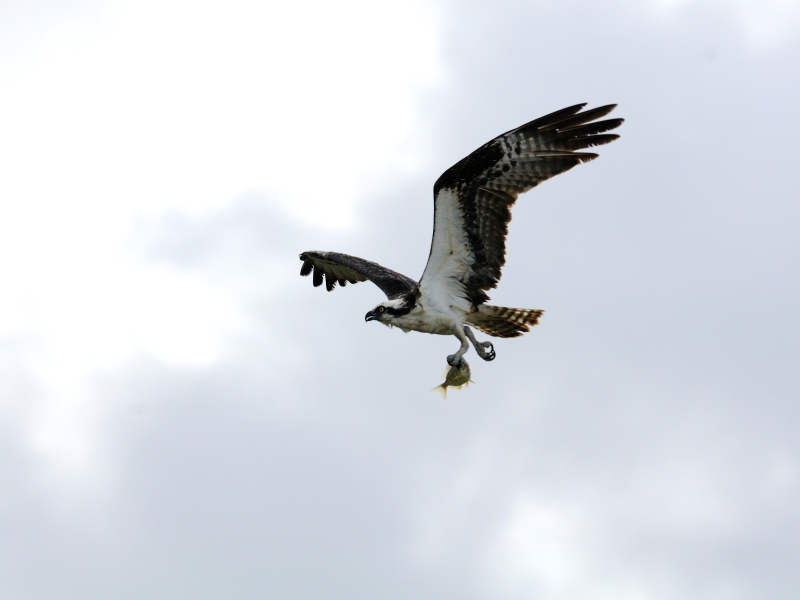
left=393, top=303, right=467, bottom=335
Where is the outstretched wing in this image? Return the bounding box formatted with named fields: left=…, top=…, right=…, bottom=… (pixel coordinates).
left=299, top=251, right=417, bottom=300
left=419, top=103, right=623, bottom=306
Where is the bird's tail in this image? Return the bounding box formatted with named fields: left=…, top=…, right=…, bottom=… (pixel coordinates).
left=465, top=305, right=544, bottom=338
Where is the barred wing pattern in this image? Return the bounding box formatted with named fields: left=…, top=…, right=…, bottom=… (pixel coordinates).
left=299, top=251, right=417, bottom=300
left=419, top=103, right=623, bottom=306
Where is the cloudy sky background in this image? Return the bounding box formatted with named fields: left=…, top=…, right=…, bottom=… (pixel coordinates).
left=1, top=0, right=799, bottom=598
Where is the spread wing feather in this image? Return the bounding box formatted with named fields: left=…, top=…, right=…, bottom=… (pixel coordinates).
left=419, top=103, right=623, bottom=305
left=299, top=251, right=416, bottom=300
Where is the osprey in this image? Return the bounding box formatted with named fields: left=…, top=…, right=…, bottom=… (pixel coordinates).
left=300, top=103, right=622, bottom=368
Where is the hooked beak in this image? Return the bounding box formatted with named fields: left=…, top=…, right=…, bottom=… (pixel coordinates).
left=365, top=310, right=377, bottom=322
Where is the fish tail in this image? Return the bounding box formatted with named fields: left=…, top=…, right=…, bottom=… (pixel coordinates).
left=431, top=384, right=448, bottom=399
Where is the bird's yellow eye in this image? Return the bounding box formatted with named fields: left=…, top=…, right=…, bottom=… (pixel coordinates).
left=378, top=306, right=385, bottom=313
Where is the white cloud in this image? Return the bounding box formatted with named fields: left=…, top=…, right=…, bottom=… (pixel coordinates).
left=0, top=0, right=443, bottom=383
left=0, top=0, right=443, bottom=506
left=483, top=493, right=591, bottom=597
left=650, top=0, right=800, bottom=49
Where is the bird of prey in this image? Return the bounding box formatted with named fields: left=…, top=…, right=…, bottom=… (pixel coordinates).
left=299, top=103, right=622, bottom=368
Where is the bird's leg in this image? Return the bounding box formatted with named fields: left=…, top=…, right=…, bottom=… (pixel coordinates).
left=464, top=326, right=496, bottom=361
left=446, top=325, right=470, bottom=367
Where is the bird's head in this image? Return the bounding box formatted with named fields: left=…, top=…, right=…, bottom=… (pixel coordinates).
left=365, top=297, right=411, bottom=325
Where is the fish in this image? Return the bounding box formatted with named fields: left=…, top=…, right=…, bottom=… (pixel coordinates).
left=432, top=358, right=474, bottom=398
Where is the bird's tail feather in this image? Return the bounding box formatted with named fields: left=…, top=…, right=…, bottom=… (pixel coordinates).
left=466, top=305, right=544, bottom=338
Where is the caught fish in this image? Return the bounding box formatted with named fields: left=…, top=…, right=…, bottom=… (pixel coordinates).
left=432, top=358, right=474, bottom=398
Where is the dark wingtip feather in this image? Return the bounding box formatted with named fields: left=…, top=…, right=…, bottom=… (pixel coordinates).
left=581, top=104, right=618, bottom=121
left=325, top=272, right=336, bottom=291
left=539, top=104, right=618, bottom=132
left=312, top=266, right=323, bottom=287
left=300, top=259, right=313, bottom=277
left=511, top=103, right=588, bottom=135
left=561, top=133, right=620, bottom=151
left=560, top=117, right=624, bottom=136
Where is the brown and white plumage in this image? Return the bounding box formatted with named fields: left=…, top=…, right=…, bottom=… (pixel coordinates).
left=299, top=104, right=623, bottom=368
left=421, top=103, right=622, bottom=306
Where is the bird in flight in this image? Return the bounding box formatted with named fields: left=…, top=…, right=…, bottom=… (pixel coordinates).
left=299, top=103, right=622, bottom=370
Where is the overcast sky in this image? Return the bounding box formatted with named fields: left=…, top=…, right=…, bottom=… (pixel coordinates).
left=1, top=0, right=799, bottom=598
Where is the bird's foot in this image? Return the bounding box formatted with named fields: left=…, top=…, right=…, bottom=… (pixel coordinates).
left=446, top=354, right=464, bottom=368
left=475, top=341, right=495, bottom=361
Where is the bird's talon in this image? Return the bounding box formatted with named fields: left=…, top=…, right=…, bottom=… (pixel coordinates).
left=446, top=354, right=461, bottom=367
left=478, top=342, right=496, bottom=361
